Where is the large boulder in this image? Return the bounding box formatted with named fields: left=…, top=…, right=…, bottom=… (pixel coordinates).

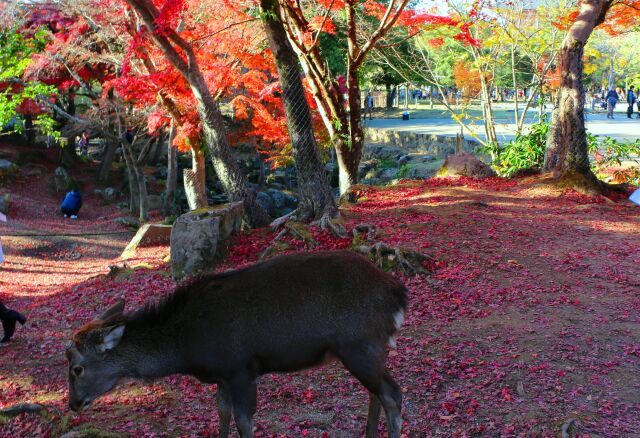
left=208, top=201, right=244, bottom=240
left=379, top=167, right=400, bottom=182
left=256, top=192, right=275, bottom=216
left=437, top=152, right=497, bottom=179
left=266, top=189, right=286, bottom=209
left=54, top=166, right=74, bottom=192
left=121, top=224, right=172, bottom=259
left=170, top=202, right=244, bottom=280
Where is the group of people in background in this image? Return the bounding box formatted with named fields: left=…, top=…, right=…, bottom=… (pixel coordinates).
left=592, top=86, right=640, bottom=119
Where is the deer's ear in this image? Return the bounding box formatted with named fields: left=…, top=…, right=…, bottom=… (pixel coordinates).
left=97, top=325, right=125, bottom=353
left=99, top=300, right=125, bottom=322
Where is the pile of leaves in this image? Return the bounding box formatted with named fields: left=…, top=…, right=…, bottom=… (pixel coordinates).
left=1, top=173, right=640, bottom=437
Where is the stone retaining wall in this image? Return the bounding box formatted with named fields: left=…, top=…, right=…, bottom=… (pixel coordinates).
left=365, top=127, right=481, bottom=158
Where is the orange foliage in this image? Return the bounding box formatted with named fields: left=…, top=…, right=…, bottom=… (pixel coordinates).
left=453, top=61, right=484, bottom=99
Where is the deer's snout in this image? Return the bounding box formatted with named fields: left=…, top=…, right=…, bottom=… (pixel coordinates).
left=69, top=397, right=92, bottom=412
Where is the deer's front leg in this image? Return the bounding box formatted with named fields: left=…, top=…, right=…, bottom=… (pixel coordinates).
left=216, top=382, right=232, bottom=438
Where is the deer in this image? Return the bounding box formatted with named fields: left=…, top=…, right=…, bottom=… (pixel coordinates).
left=65, top=250, right=407, bottom=437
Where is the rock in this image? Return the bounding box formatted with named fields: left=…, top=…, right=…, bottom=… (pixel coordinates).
left=103, top=187, right=117, bottom=201
left=364, top=169, right=378, bottom=180
left=0, top=193, right=9, bottom=215
left=276, top=207, right=294, bottom=217
left=379, top=168, right=400, bottom=182
left=256, top=191, right=275, bottom=216
left=54, top=166, right=75, bottom=192
left=0, top=159, right=17, bottom=185
left=437, top=152, right=497, bottom=179
left=268, top=182, right=287, bottom=190
left=169, top=203, right=244, bottom=280
left=266, top=189, right=286, bottom=209
left=361, top=177, right=381, bottom=186
left=121, top=224, right=172, bottom=259
left=95, top=187, right=118, bottom=203
left=22, top=165, right=43, bottom=177
left=284, top=193, right=299, bottom=208
left=325, top=162, right=336, bottom=173
left=406, top=160, right=444, bottom=179
left=207, top=201, right=244, bottom=240
left=272, top=170, right=289, bottom=186
left=209, top=194, right=229, bottom=205
left=171, top=213, right=220, bottom=280
left=114, top=216, right=140, bottom=228
left=147, top=194, right=163, bottom=211
left=169, top=203, right=244, bottom=279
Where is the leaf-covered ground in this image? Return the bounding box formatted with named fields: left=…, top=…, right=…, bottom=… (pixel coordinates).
left=1, top=169, right=639, bottom=437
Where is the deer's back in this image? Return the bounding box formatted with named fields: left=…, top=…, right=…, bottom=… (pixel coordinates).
left=152, top=251, right=406, bottom=377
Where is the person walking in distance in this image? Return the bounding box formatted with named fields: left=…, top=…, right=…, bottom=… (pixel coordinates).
left=606, top=88, right=619, bottom=119
left=627, top=86, right=636, bottom=118
left=365, top=91, right=374, bottom=120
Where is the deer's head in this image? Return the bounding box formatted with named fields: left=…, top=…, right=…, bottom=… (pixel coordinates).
left=66, top=300, right=126, bottom=411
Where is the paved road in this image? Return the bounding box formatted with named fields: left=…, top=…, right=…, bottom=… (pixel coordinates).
left=365, top=110, right=640, bottom=143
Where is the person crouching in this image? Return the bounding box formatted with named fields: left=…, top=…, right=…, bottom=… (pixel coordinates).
left=61, top=189, right=83, bottom=219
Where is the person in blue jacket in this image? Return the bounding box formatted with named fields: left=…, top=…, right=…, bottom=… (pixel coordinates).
left=61, top=189, right=83, bottom=219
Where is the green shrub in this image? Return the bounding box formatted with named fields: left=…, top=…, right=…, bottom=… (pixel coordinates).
left=483, top=117, right=549, bottom=177
left=588, top=135, right=640, bottom=185
left=397, top=163, right=411, bottom=178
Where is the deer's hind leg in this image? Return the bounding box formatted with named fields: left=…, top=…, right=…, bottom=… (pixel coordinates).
left=335, top=342, right=402, bottom=438
left=230, top=375, right=258, bottom=438
left=216, top=382, right=233, bottom=438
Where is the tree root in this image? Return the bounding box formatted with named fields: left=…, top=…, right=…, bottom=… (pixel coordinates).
left=260, top=221, right=318, bottom=260
left=312, top=211, right=348, bottom=238
left=559, top=170, right=631, bottom=199
left=0, top=402, right=60, bottom=417
left=355, top=242, right=434, bottom=276
left=269, top=209, right=299, bottom=230
left=352, top=223, right=377, bottom=241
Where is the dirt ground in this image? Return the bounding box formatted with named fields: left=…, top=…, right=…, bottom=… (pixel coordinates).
left=1, top=161, right=639, bottom=437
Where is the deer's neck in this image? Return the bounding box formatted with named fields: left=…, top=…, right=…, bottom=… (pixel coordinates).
left=116, top=324, right=184, bottom=381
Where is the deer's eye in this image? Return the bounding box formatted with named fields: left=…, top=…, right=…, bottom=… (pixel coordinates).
left=72, top=366, right=84, bottom=377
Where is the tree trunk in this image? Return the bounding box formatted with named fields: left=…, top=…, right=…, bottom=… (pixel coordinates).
left=163, top=124, right=177, bottom=215
left=126, top=0, right=269, bottom=227
left=150, top=131, right=164, bottom=164
left=479, top=78, right=498, bottom=148
left=260, top=0, right=338, bottom=220
left=544, top=0, right=611, bottom=193
left=192, top=82, right=268, bottom=225
left=386, top=84, right=397, bottom=109
left=98, top=140, right=118, bottom=183
left=511, top=46, right=521, bottom=130
left=183, top=146, right=208, bottom=210
left=337, top=68, right=365, bottom=195
left=24, top=115, right=35, bottom=145
left=121, top=139, right=140, bottom=216
left=124, top=141, right=148, bottom=221
left=135, top=161, right=149, bottom=222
